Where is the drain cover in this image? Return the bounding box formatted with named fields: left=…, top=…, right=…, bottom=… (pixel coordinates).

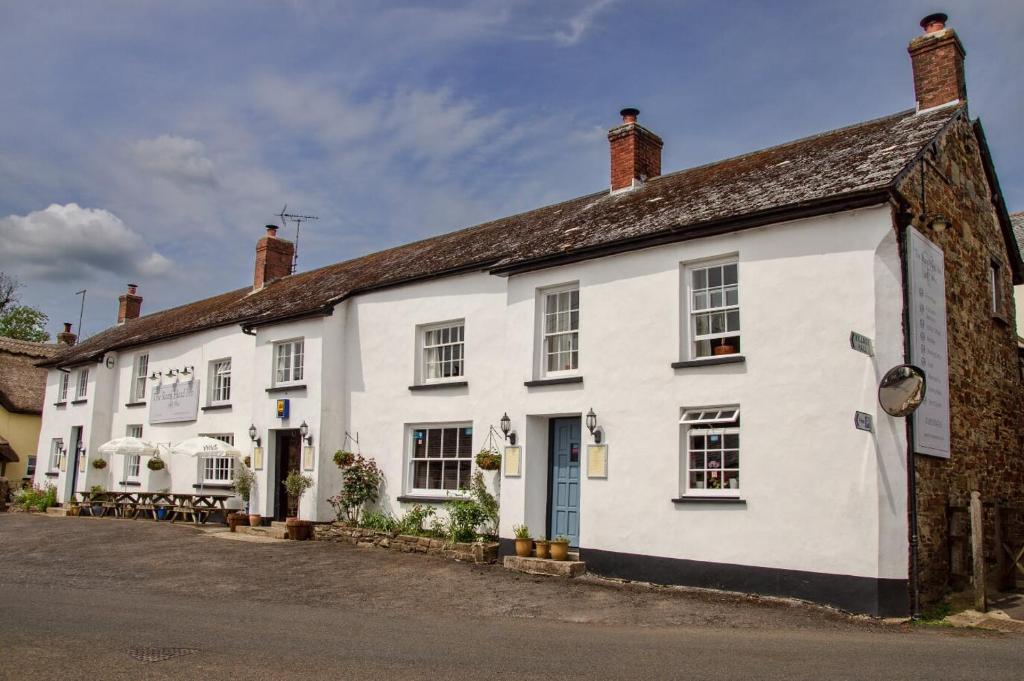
left=127, top=647, right=199, bottom=663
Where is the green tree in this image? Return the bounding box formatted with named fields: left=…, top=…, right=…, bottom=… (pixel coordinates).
left=0, top=272, right=51, bottom=342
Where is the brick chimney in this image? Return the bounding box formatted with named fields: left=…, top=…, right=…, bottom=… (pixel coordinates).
left=908, top=13, right=967, bottom=112
left=608, top=108, right=663, bottom=193
left=254, top=225, right=295, bottom=290
left=56, top=322, right=77, bottom=346
left=117, top=284, right=143, bottom=324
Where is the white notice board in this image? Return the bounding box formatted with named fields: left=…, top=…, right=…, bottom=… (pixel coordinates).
left=907, top=227, right=950, bottom=458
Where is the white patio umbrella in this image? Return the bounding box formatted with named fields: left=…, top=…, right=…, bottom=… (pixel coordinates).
left=172, top=436, right=242, bottom=494
left=97, top=437, right=159, bottom=491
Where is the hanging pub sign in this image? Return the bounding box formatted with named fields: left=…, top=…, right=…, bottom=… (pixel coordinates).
left=150, top=380, right=200, bottom=424
left=276, top=399, right=290, bottom=419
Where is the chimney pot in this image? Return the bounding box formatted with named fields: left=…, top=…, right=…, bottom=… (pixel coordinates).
left=920, top=13, right=947, bottom=33
left=265, top=224, right=279, bottom=237
left=608, top=107, right=663, bottom=192
left=57, top=322, right=77, bottom=346
left=63, top=322, right=72, bottom=333
left=127, top=283, right=138, bottom=295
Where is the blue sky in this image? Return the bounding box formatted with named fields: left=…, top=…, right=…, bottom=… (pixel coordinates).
left=1, top=0, right=1021, bottom=339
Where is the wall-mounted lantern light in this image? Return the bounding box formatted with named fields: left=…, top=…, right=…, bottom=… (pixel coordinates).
left=586, top=408, right=602, bottom=444
left=500, top=412, right=517, bottom=445
left=76, top=440, right=86, bottom=457
left=248, top=424, right=261, bottom=448
left=180, top=365, right=194, bottom=378
left=148, top=370, right=162, bottom=381
left=299, top=420, right=313, bottom=446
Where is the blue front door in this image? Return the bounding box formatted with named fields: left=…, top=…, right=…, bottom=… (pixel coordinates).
left=549, top=418, right=581, bottom=547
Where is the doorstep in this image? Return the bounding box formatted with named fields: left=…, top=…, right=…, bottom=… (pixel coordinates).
left=236, top=524, right=289, bottom=540
left=503, top=555, right=586, bottom=578
left=46, top=507, right=68, bottom=517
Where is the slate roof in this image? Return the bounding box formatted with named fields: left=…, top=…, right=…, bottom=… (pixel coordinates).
left=46, top=105, right=964, bottom=368
left=1011, top=212, right=1024, bottom=261
left=0, top=338, right=62, bottom=414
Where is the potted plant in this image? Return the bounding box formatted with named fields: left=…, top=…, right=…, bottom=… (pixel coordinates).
left=89, top=485, right=106, bottom=515
left=283, top=471, right=314, bottom=540
left=513, top=524, right=532, bottom=557
left=232, top=463, right=256, bottom=532
left=91, top=458, right=107, bottom=470
left=155, top=487, right=171, bottom=520
left=713, top=338, right=736, bottom=356
left=147, top=456, right=165, bottom=471
left=534, top=537, right=551, bottom=560
left=474, top=448, right=501, bottom=471
left=549, top=535, right=570, bottom=561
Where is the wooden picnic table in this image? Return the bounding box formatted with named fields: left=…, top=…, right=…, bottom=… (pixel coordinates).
left=73, top=491, right=232, bottom=524
left=168, top=493, right=232, bottom=525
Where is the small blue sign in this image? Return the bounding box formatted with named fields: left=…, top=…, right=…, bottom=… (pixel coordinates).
left=276, top=399, right=290, bottom=419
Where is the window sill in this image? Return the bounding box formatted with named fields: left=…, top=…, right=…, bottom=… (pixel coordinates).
left=201, top=404, right=233, bottom=412
left=193, top=483, right=234, bottom=490
left=116, top=481, right=142, bottom=487
left=408, top=381, right=468, bottom=392
left=524, top=376, right=583, bottom=387
left=71, top=399, right=88, bottom=405
left=396, top=494, right=462, bottom=504
left=266, top=384, right=307, bottom=394
left=124, top=401, right=146, bottom=408
left=44, top=472, right=59, bottom=478
left=53, top=401, right=67, bottom=407
left=671, top=496, right=746, bottom=505
left=672, top=355, right=745, bottom=369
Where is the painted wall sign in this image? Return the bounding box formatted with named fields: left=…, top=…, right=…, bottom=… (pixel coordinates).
left=907, top=227, right=951, bottom=459
left=503, top=446, right=521, bottom=477
left=276, top=399, right=290, bottom=419
left=586, top=445, right=608, bottom=479
left=854, top=411, right=874, bottom=433
left=149, top=380, right=200, bottom=424
left=849, top=331, right=874, bottom=357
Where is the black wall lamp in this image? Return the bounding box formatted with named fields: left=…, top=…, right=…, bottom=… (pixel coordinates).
left=148, top=370, right=162, bottom=381
left=500, top=412, right=517, bottom=445
left=299, top=421, right=313, bottom=446
left=586, top=408, right=603, bottom=444
left=248, top=424, right=262, bottom=448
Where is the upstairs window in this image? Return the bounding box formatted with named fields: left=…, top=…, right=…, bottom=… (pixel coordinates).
left=58, top=372, right=70, bottom=402
left=688, top=261, right=740, bottom=359
left=542, top=285, right=579, bottom=374
left=274, top=340, right=304, bottom=385
left=131, top=353, right=149, bottom=402
left=422, top=322, right=465, bottom=382
left=210, top=358, right=232, bottom=404
left=680, top=407, right=740, bottom=495
left=76, top=369, right=89, bottom=400
left=409, top=425, right=473, bottom=493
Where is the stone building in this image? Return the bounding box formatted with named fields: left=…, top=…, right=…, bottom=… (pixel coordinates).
left=33, top=14, right=1022, bottom=616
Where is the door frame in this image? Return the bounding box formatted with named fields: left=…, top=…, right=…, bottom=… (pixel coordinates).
left=545, top=416, right=582, bottom=545
left=272, top=429, right=301, bottom=521
left=67, top=426, right=83, bottom=501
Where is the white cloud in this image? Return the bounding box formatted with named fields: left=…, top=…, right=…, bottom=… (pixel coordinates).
left=0, top=203, right=172, bottom=281
left=130, top=135, right=218, bottom=187
left=552, top=0, right=616, bottom=46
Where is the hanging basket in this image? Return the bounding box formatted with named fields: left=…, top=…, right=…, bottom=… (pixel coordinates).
left=333, top=450, right=356, bottom=468
left=91, top=458, right=107, bottom=470
left=475, top=449, right=501, bottom=471
left=147, top=456, right=166, bottom=471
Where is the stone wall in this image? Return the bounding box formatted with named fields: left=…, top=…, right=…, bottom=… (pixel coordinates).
left=893, top=111, right=1024, bottom=603
left=314, top=522, right=499, bottom=564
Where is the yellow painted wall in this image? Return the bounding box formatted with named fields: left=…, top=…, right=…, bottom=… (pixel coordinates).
left=0, top=405, right=42, bottom=484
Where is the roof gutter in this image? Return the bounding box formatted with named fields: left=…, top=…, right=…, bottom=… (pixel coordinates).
left=488, top=188, right=892, bottom=277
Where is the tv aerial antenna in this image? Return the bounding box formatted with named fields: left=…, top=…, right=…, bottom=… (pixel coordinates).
left=275, top=204, right=319, bottom=274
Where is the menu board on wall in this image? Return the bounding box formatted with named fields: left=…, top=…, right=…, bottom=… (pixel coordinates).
left=907, top=227, right=950, bottom=459
left=149, top=380, right=200, bottom=424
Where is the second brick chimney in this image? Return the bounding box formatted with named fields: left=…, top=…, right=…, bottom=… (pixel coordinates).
left=117, top=284, right=143, bottom=324
left=254, top=225, right=295, bottom=290
left=608, top=108, right=663, bottom=193
left=56, top=322, right=77, bottom=346
left=908, top=13, right=967, bottom=112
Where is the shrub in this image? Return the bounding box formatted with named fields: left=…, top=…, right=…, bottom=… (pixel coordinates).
left=396, top=505, right=435, bottom=536
left=328, top=454, right=382, bottom=523
left=15, top=484, right=57, bottom=511
left=283, top=471, right=314, bottom=517
left=443, top=472, right=500, bottom=543
left=233, top=463, right=255, bottom=503
left=360, top=510, right=398, bottom=533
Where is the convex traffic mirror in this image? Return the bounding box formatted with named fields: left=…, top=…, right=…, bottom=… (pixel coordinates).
left=878, top=364, right=927, bottom=417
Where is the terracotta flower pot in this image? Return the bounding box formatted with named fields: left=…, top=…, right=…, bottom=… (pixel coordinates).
left=713, top=344, right=736, bottom=356
left=515, top=537, right=533, bottom=557
left=248, top=513, right=262, bottom=528
left=227, top=513, right=240, bottom=532
left=286, top=517, right=311, bottom=541
left=549, top=540, right=570, bottom=561
left=534, top=540, right=551, bottom=560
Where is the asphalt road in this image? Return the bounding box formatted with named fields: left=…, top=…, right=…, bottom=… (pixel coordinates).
left=2, top=514, right=1021, bottom=680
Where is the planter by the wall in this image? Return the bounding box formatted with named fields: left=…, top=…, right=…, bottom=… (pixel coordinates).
left=285, top=518, right=313, bottom=540
left=515, top=537, right=533, bottom=557
left=549, top=540, right=570, bottom=561
left=249, top=513, right=262, bottom=528
left=534, top=540, right=551, bottom=560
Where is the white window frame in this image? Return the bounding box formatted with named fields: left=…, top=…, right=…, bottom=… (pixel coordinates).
left=209, top=358, right=232, bottom=404
left=539, top=284, right=580, bottom=377
left=131, top=353, right=149, bottom=402
left=26, top=455, right=37, bottom=478
left=49, top=438, right=63, bottom=472
left=680, top=407, right=740, bottom=497
left=273, top=339, right=304, bottom=386
left=684, top=259, right=740, bottom=360
left=75, top=368, right=89, bottom=400
left=58, top=372, right=70, bottom=403
left=407, top=423, right=474, bottom=495
left=125, top=425, right=143, bottom=479
left=420, top=320, right=465, bottom=383
left=198, top=433, right=235, bottom=484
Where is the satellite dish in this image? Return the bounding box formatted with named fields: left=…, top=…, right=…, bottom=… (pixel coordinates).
left=878, top=365, right=927, bottom=417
